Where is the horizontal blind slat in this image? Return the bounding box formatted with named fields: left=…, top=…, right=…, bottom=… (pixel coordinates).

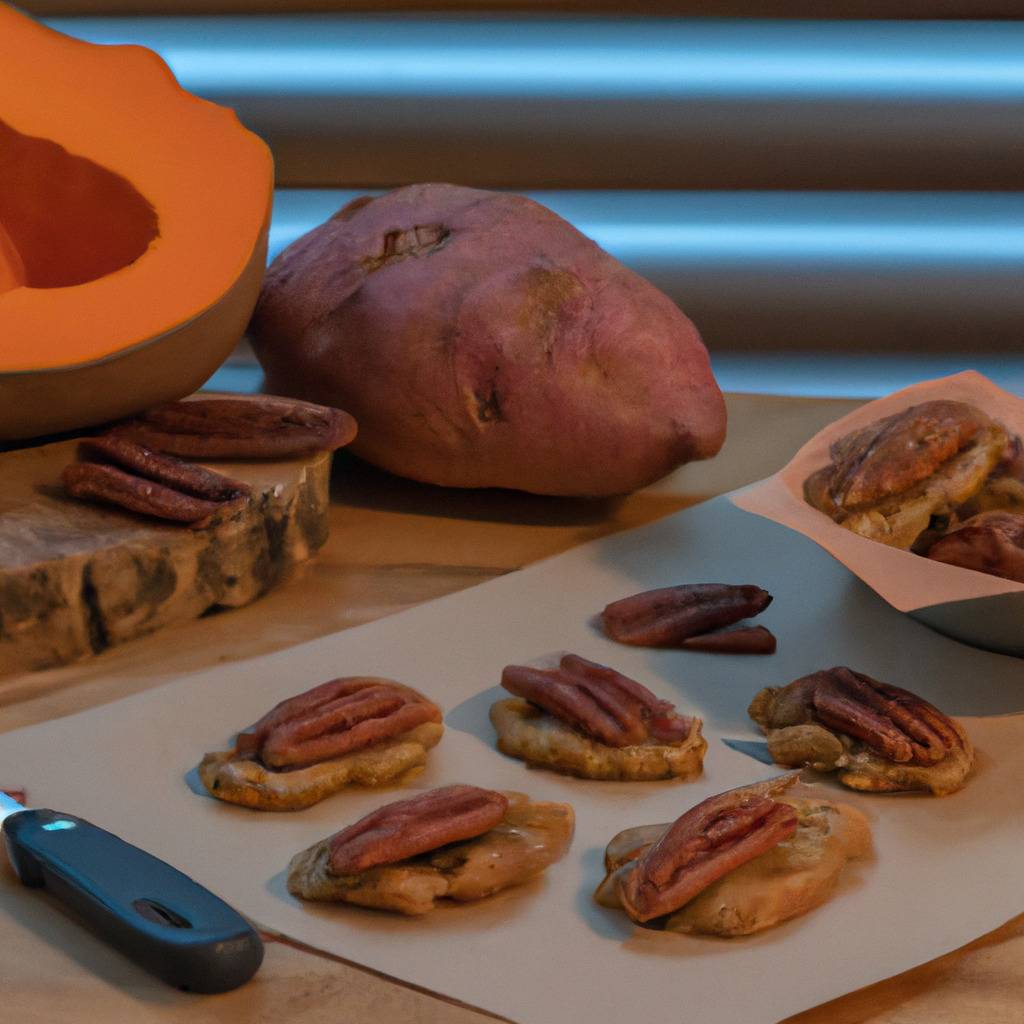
left=47, top=16, right=1024, bottom=190
left=23, top=3, right=1024, bottom=17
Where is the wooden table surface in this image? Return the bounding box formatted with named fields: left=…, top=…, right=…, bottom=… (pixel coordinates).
left=3, top=392, right=1023, bottom=1024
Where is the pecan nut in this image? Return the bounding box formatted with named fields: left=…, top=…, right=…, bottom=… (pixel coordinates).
left=236, top=676, right=443, bottom=769
left=61, top=436, right=250, bottom=527
left=680, top=625, right=777, bottom=654
left=500, top=654, right=695, bottom=748
left=107, top=395, right=357, bottom=459
left=824, top=401, right=989, bottom=511
left=803, top=401, right=1009, bottom=553
left=618, top=783, right=798, bottom=922
left=752, top=667, right=963, bottom=767
left=601, top=584, right=772, bottom=647
left=926, top=510, right=1024, bottom=583
left=996, top=433, right=1024, bottom=481
left=813, top=667, right=961, bottom=766
left=327, top=784, right=509, bottom=875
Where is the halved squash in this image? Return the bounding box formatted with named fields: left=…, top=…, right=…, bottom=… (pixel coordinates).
left=0, top=5, right=273, bottom=439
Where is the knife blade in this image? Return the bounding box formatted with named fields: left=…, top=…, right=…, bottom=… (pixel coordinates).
left=1, top=790, right=263, bottom=993
left=720, top=737, right=777, bottom=765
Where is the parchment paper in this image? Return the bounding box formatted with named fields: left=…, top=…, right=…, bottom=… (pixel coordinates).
left=732, top=371, right=1024, bottom=612
left=1, top=497, right=1023, bottom=1024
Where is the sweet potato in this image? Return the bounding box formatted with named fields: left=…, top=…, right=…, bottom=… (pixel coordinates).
left=250, top=184, right=726, bottom=496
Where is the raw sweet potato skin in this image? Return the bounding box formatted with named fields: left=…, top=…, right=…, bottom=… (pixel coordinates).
left=250, top=184, right=726, bottom=496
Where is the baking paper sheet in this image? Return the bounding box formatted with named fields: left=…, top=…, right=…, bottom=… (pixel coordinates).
left=1, top=496, right=1023, bottom=1024
left=732, top=372, right=1024, bottom=655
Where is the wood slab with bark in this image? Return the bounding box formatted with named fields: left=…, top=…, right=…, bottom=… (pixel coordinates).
left=0, top=440, right=331, bottom=675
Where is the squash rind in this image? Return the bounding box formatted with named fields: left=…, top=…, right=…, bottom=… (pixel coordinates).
left=0, top=225, right=268, bottom=439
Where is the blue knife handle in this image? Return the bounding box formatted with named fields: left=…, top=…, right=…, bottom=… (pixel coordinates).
left=4, top=808, right=263, bottom=993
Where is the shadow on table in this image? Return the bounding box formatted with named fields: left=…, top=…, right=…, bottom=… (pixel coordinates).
left=0, top=874, right=184, bottom=1005
left=329, top=451, right=633, bottom=527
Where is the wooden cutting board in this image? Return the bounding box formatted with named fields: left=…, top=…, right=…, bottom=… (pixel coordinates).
left=0, top=437, right=332, bottom=676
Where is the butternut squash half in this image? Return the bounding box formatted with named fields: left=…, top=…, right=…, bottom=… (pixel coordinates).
left=0, top=5, right=273, bottom=439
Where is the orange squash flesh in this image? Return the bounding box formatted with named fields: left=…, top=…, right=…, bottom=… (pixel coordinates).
left=0, top=117, right=159, bottom=290
left=0, top=5, right=273, bottom=384
left=0, top=219, right=25, bottom=295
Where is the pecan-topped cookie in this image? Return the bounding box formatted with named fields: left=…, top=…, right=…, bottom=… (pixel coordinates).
left=287, top=785, right=574, bottom=915
left=804, top=400, right=1009, bottom=550
left=198, top=677, right=444, bottom=810
left=490, top=654, right=706, bottom=781
left=748, top=667, right=974, bottom=795
left=594, top=774, right=871, bottom=937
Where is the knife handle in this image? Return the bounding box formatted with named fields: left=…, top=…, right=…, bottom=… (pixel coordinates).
left=4, top=808, right=263, bottom=994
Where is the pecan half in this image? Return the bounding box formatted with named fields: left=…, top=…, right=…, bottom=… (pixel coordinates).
left=680, top=625, right=777, bottom=654
left=926, top=510, right=1024, bottom=583
left=813, top=668, right=960, bottom=765
left=826, top=400, right=989, bottom=510
left=61, top=437, right=250, bottom=527
left=755, top=667, right=963, bottom=766
left=601, top=584, right=772, bottom=647
left=327, top=784, right=509, bottom=875
left=985, top=433, right=1024, bottom=485
left=107, top=395, right=357, bottom=460
left=236, top=676, right=443, bottom=769
left=997, top=434, right=1024, bottom=481
left=500, top=654, right=695, bottom=748
left=618, top=785, right=798, bottom=922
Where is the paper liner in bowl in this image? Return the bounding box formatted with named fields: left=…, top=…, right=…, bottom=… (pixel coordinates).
left=731, top=371, right=1024, bottom=656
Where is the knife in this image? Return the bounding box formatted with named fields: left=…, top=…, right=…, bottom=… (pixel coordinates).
left=1, top=790, right=263, bottom=993
left=720, top=737, right=777, bottom=764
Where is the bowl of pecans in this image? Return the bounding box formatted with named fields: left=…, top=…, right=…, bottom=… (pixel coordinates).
left=733, top=372, right=1024, bottom=657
